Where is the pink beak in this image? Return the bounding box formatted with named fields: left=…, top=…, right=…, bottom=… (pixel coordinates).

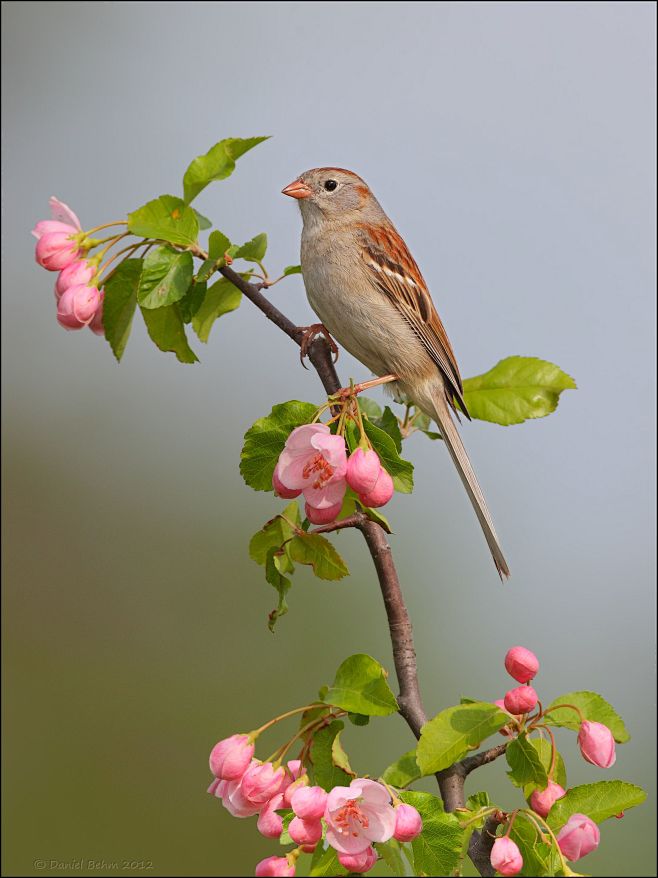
left=282, top=179, right=312, bottom=200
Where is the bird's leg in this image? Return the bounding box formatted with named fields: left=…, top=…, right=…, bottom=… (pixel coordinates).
left=297, top=323, right=339, bottom=368
left=333, top=374, right=399, bottom=399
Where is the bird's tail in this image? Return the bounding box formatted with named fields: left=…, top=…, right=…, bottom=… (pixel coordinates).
left=429, top=394, right=510, bottom=580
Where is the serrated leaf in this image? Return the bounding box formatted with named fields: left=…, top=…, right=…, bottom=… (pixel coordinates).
left=376, top=838, right=405, bottom=876
left=544, top=691, right=630, bottom=742
left=363, top=419, right=413, bottom=493
left=196, top=230, right=232, bottom=284
left=310, top=720, right=352, bottom=791
left=309, top=845, right=347, bottom=877
left=183, top=136, right=269, bottom=203
left=398, top=791, right=464, bottom=877
left=462, top=356, right=576, bottom=425
left=358, top=397, right=383, bottom=419
left=127, top=194, right=199, bottom=247
left=523, top=738, right=567, bottom=799
left=102, top=257, right=141, bottom=361
left=506, top=732, right=549, bottom=788
left=240, top=401, right=318, bottom=492
left=288, top=533, right=348, bottom=580
left=380, top=748, right=420, bottom=788
left=283, top=264, right=302, bottom=276
left=510, top=814, right=560, bottom=877
left=417, top=702, right=509, bottom=774
left=458, top=791, right=493, bottom=830
left=137, top=245, right=194, bottom=309
left=191, top=276, right=242, bottom=342
left=193, top=209, right=212, bottom=230
left=547, top=781, right=647, bottom=830
left=248, top=502, right=300, bottom=568
left=235, top=233, right=267, bottom=263
left=371, top=406, right=403, bottom=452
left=265, top=548, right=292, bottom=631
left=140, top=303, right=198, bottom=363
left=323, top=654, right=398, bottom=716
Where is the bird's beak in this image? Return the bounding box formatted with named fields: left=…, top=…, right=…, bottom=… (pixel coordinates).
left=282, top=179, right=313, bottom=200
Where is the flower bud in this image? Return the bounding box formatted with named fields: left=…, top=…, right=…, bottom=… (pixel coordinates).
left=529, top=781, right=566, bottom=817
left=358, top=467, right=394, bottom=508
left=32, top=219, right=80, bottom=241
left=346, top=448, right=381, bottom=495
left=273, top=462, right=302, bottom=499
left=577, top=721, right=616, bottom=768
left=209, top=734, right=255, bottom=780
left=288, top=816, right=323, bottom=846
left=504, top=685, right=538, bottom=715
left=241, top=761, right=285, bottom=805
left=291, top=785, right=328, bottom=821
left=255, top=855, right=295, bottom=877
left=337, top=846, right=378, bottom=873
left=494, top=698, right=520, bottom=736
left=257, top=794, right=285, bottom=839
left=557, top=813, right=600, bottom=861
left=504, top=646, right=539, bottom=683
left=57, top=283, right=102, bottom=330
left=88, top=293, right=105, bottom=336
left=490, top=837, right=523, bottom=876
left=55, top=259, right=96, bottom=298
left=393, top=803, right=423, bottom=842
left=36, top=230, right=81, bottom=271
left=305, top=500, right=342, bottom=525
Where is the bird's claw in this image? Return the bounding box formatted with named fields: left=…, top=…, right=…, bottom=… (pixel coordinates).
left=298, top=323, right=339, bottom=369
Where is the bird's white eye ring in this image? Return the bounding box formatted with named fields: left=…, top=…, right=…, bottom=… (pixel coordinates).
left=324, top=180, right=338, bottom=192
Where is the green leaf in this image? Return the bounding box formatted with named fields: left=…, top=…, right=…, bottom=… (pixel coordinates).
left=457, top=791, right=493, bottom=830
left=544, top=691, right=630, bottom=742
left=462, top=356, right=576, bottom=425
left=195, top=230, right=233, bottom=284
left=398, top=791, right=464, bottom=877
left=137, top=245, right=194, bottom=310
left=177, top=280, right=206, bottom=324
left=357, top=502, right=393, bottom=533
left=183, top=136, right=269, bottom=203
left=506, top=732, right=549, bottom=789
left=363, top=419, right=414, bottom=493
left=309, top=845, right=347, bottom=877
left=547, top=781, right=647, bottom=829
left=510, top=814, right=560, bottom=877
left=347, top=713, right=370, bottom=726
left=288, top=533, right=348, bottom=581
left=371, top=406, right=403, bottom=452
left=248, top=502, right=300, bottom=567
left=193, top=209, right=212, bottom=230
left=380, top=748, right=421, bottom=788
left=376, top=838, right=406, bottom=876
left=323, top=654, right=398, bottom=716
left=310, top=720, right=352, bottom=791
left=265, top=547, right=292, bottom=631
left=102, top=257, right=141, bottom=362
left=127, top=194, right=199, bottom=247
left=240, top=401, right=317, bottom=492
left=140, top=303, right=198, bottom=364
left=235, top=233, right=267, bottom=263
left=278, top=810, right=295, bottom=845
left=417, top=702, right=509, bottom=774
left=331, top=728, right=355, bottom=777
left=283, top=264, right=302, bottom=276
left=358, top=397, right=383, bottom=419
left=191, top=277, right=242, bottom=342
left=522, top=738, right=567, bottom=799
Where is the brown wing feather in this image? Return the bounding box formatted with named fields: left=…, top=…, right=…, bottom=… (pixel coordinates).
left=355, top=223, right=469, bottom=417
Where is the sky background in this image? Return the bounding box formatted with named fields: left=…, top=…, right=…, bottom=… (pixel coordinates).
left=2, top=2, right=656, bottom=876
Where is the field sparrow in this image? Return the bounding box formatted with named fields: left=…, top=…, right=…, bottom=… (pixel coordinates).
left=283, top=168, right=509, bottom=578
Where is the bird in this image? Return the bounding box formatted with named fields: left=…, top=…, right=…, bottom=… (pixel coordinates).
left=282, top=167, right=510, bottom=579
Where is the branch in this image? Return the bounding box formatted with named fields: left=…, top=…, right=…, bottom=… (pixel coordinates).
left=461, top=742, right=509, bottom=776
left=468, top=814, right=505, bottom=878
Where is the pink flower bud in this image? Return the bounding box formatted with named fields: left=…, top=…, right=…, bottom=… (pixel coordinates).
left=273, top=462, right=302, bottom=499
left=577, top=721, right=616, bottom=768
left=529, top=781, right=566, bottom=817
left=504, top=685, right=538, bottom=715
left=286, top=759, right=305, bottom=780
left=490, top=837, right=523, bottom=876
left=57, top=284, right=102, bottom=330
left=504, top=646, right=539, bottom=683
left=358, top=467, right=394, bottom=508
left=557, top=813, right=600, bottom=861
left=337, top=846, right=378, bottom=873
left=257, top=793, right=285, bottom=839
left=209, top=734, right=255, bottom=780
left=55, top=259, right=96, bottom=298
left=346, top=448, right=382, bottom=495
left=305, top=500, right=343, bottom=525
left=282, top=777, right=307, bottom=808
left=241, top=761, right=285, bottom=805
left=207, top=778, right=221, bottom=795
left=88, top=292, right=105, bottom=336
left=393, top=802, right=423, bottom=842
left=32, top=219, right=80, bottom=241
left=301, top=844, right=317, bottom=854
left=288, top=816, right=323, bottom=846
left=291, top=785, right=328, bottom=820
left=32, top=197, right=81, bottom=241
left=494, top=698, right=520, bottom=736
left=36, top=230, right=81, bottom=271
left=255, top=855, right=295, bottom=877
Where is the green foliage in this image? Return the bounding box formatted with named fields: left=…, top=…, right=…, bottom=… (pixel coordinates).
left=417, top=702, right=509, bottom=774
left=362, top=419, right=413, bottom=493
left=398, top=791, right=465, bottom=877
left=193, top=209, right=212, bottom=230
left=248, top=502, right=299, bottom=566
left=323, top=654, right=398, bottom=716
left=506, top=732, right=549, bottom=789
left=510, top=815, right=560, bottom=877
left=182, top=136, right=269, bottom=203
left=357, top=397, right=382, bottom=419
left=196, top=230, right=232, bottom=283
left=283, top=264, right=302, bottom=276
left=547, top=781, right=647, bottom=829
left=264, top=548, right=292, bottom=632
left=288, top=533, right=349, bottom=580
left=544, top=691, right=630, bottom=742
left=140, top=303, right=198, bottom=364
left=192, top=277, right=242, bottom=342
left=376, top=839, right=406, bottom=876
left=235, top=233, right=267, bottom=263
left=462, top=356, right=576, bottom=425
left=127, top=194, right=199, bottom=247
left=177, top=280, right=206, bottom=324
left=309, top=845, right=346, bottom=877
left=522, top=738, right=567, bottom=799
left=137, top=245, right=194, bottom=310
left=309, top=720, right=353, bottom=791
left=240, top=401, right=318, bottom=491
left=102, top=258, right=141, bottom=362
left=380, top=748, right=421, bottom=788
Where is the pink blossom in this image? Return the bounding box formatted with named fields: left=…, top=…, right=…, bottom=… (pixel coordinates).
left=494, top=698, right=520, bottom=736
left=257, top=793, right=285, bottom=839
left=88, top=292, right=105, bottom=336
left=529, top=781, right=566, bottom=817
left=324, top=778, right=396, bottom=855
left=36, top=231, right=82, bottom=271
left=276, top=424, right=347, bottom=510
left=337, top=846, right=378, bottom=873
left=207, top=778, right=221, bottom=795
left=255, top=855, right=295, bottom=877
left=57, top=284, right=102, bottom=330
left=291, top=785, right=328, bottom=820
left=55, top=259, right=96, bottom=299
left=288, top=816, right=323, bottom=846
left=280, top=760, right=307, bottom=806
left=209, top=733, right=255, bottom=780
left=211, top=774, right=261, bottom=818
left=557, top=813, right=600, bottom=861
left=577, top=721, right=616, bottom=768
left=490, top=837, right=523, bottom=876
left=346, top=448, right=382, bottom=495
left=358, top=467, right=394, bottom=508
left=504, top=646, right=539, bottom=683
left=32, top=196, right=81, bottom=240
left=393, top=803, right=423, bottom=842
left=273, top=462, right=302, bottom=499
left=240, top=761, right=285, bottom=806
left=504, top=685, right=538, bottom=715
left=305, top=500, right=343, bottom=525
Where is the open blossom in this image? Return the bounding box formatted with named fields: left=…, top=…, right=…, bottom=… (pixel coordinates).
left=210, top=775, right=261, bottom=818
left=255, top=855, right=295, bottom=877
left=275, top=424, right=347, bottom=512
left=504, top=685, right=538, bottom=715
left=557, top=813, right=600, bottom=861
left=504, top=646, right=539, bottom=683
left=32, top=196, right=81, bottom=239
left=490, top=837, right=523, bottom=876
left=240, top=761, right=285, bottom=805
left=337, top=846, right=378, bottom=873
left=57, top=284, right=102, bottom=330
left=577, top=721, right=616, bottom=768
left=324, top=778, right=396, bottom=855
left=530, top=781, right=566, bottom=817
left=209, top=733, right=255, bottom=780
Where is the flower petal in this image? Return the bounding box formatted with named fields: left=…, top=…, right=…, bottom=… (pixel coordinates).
left=49, top=196, right=81, bottom=229
left=304, top=477, right=346, bottom=509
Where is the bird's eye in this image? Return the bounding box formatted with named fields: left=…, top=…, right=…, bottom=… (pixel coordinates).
left=324, top=180, right=338, bottom=192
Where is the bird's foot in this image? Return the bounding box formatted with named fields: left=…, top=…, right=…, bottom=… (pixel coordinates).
left=298, top=323, right=339, bottom=368
left=332, top=374, right=399, bottom=400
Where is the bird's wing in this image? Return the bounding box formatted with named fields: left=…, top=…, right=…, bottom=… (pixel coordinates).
left=355, top=222, right=468, bottom=417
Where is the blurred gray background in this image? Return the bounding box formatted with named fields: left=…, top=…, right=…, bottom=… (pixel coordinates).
left=2, top=2, right=656, bottom=876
